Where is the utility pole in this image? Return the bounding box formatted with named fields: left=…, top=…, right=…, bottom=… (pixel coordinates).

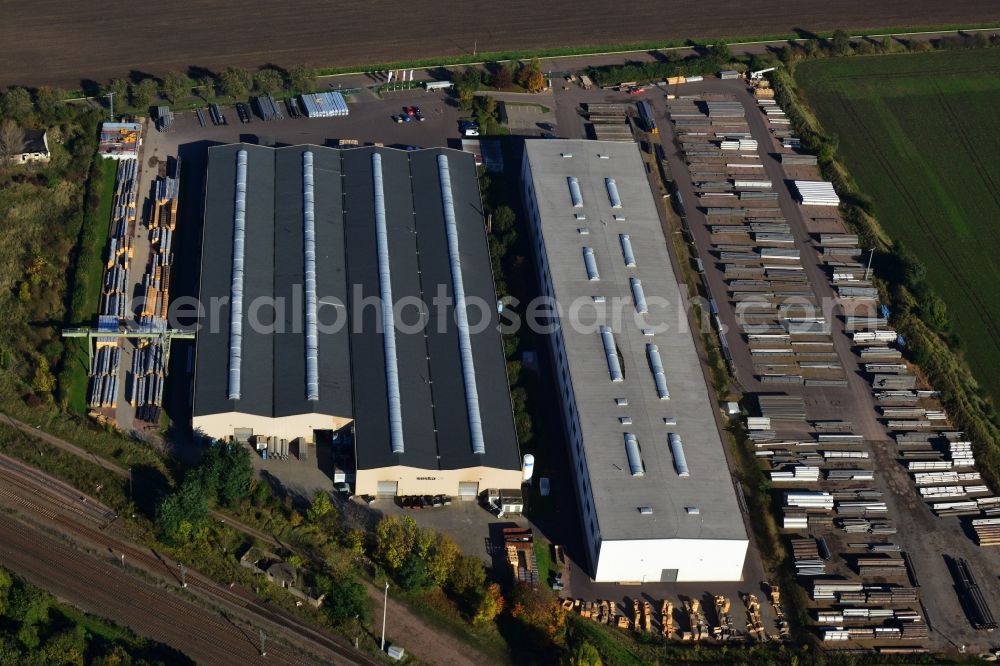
left=380, top=581, right=389, bottom=652
left=259, top=628, right=267, bottom=657
left=863, top=248, right=874, bottom=281
left=120, top=553, right=125, bottom=569
left=128, top=467, right=133, bottom=500
left=179, top=563, right=187, bottom=588
left=107, top=91, right=115, bottom=120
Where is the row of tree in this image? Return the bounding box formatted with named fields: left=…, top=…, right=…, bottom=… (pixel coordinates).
left=100, top=64, right=320, bottom=111
left=454, top=57, right=546, bottom=98
left=777, top=29, right=999, bottom=63
left=0, top=63, right=321, bottom=121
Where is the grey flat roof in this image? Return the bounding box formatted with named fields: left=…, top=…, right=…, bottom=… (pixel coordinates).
left=194, top=144, right=519, bottom=473
left=524, top=140, right=747, bottom=542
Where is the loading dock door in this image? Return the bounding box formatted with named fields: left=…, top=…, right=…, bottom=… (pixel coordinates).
left=458, top=482, right=479, bottom=500
left=376, top=481, right=398, bottom=498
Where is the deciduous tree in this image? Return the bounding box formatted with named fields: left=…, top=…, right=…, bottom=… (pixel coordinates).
left=34, top=87, right=64, bottom=120
left=107, top=79, right=129, bottom=110
left=1, top=88, right=32, bottom=119
left=306, top=490, right=334, bottom=524
left=565, top=640, right=602, bottom=666
left=163, top=71, right=191, bottom=103
left=130, top=79, right=158, bottom=110
left=219, top=67, right=252, bottom=99
left=0, top=118, right=21, bottom=162
left=374, top=515, right=417, bottom=570
left=320, top=575, right=370, bottom=625
left=447, top=554, right=486, bottom=596
left=289, top=65, right=318, bottom=93
left=425, top=533, right=460, bottom=586
left=708, top=40, right=732, bottom=65
left=492, top=63, right=513, bottom=90
left=472, top=583, right=504, bottom=626
left=254, top=68, right=284, bottom=95
left=830, top=29, right=851, bottom=56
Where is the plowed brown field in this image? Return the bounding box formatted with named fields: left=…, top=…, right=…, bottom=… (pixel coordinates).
left=3, top=0, right=999, bottom=88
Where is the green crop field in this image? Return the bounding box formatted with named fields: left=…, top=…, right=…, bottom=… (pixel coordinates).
left=796, top=49, right=1000, bottom=405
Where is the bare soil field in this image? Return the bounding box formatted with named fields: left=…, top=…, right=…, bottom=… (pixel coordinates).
left=3, top=0, right=1000, bottom=88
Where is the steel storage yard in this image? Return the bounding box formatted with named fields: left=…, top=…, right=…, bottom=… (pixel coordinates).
left=193, top=144, right=521, bottom=497
left=521, top=139, right=749, bottom=583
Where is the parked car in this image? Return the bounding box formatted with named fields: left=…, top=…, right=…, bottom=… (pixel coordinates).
left=404, top=106, right=417, bottom=117
left=414, top=106, right=424, bottom=121
left=463, top=127, right=480, bottom=137
left=235, top=102, right=251, bottom=124
left=392, top=115, right=402, bottom=123
left=402, top=114, right=413, bottom=122
left=539, top=477, right=550, bottom=497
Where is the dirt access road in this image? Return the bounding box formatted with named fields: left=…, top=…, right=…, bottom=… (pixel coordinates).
left=3, top=0, right=1000, bottom=87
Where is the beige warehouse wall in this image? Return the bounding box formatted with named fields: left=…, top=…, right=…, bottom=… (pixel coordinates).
left=192, top=412, right=352, bottom=443
left=356, top=465, right=523, bottom=497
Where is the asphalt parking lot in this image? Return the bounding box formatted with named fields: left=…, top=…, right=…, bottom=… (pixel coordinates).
left=145, top=88, right=466, bottom=159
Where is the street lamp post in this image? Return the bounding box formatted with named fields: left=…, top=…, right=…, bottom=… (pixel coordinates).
left=380, top=581, right=389, bottom=652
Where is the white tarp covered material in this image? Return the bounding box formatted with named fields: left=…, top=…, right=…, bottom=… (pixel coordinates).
left=793, top=180, right=840, bottom=207
left=300, top=92, right=349, bottom=118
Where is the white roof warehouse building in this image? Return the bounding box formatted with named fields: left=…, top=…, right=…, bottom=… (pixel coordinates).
left=192, top=144, right=522, bottom=498
left=521, top=140, right=748, bottom=582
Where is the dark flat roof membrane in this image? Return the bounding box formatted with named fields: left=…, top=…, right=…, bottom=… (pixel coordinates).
left=193, top=144, right=519, bottom=472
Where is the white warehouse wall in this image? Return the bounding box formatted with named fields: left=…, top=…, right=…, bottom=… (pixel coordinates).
left=594, top=538, right=749, bottom=583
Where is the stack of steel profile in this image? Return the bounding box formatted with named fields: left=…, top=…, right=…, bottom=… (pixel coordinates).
left=857, top=556, right=907, bottom=578
left=812, top=581, right=863, bottom=601
left=252, top=95, right=284, bottom=121
left=949, top=441, right=976, bottom=468
left=955, top=558, right=997, bottom=630
left=972, top=518, right=1000, bottom=546
left=758, top=395, right=806, bottom=421
left=826, top=469, right=875, bottom=482
left=843, top=587, right=918, bottom=605
left=790, top=537, right=826, bottom=576
left=901, top=620, right=929, bottom=640
left=87, top=346, right=121, bottom=409
left=300, top=92, right=349, bottom=118
left=978, top=496, right=1000, bottom=515
left=838, top=517, right=896, bottom=535
left=771, top=466, right=820, bottom=483
left=704, top=100, right=744, bottom=118
left=779, top=153, right=817, bottom=166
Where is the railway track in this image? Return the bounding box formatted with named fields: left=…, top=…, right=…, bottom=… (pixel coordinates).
left=0, top=456, right=380, bottom=666
left=0, top=513, right=293, bottom=664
